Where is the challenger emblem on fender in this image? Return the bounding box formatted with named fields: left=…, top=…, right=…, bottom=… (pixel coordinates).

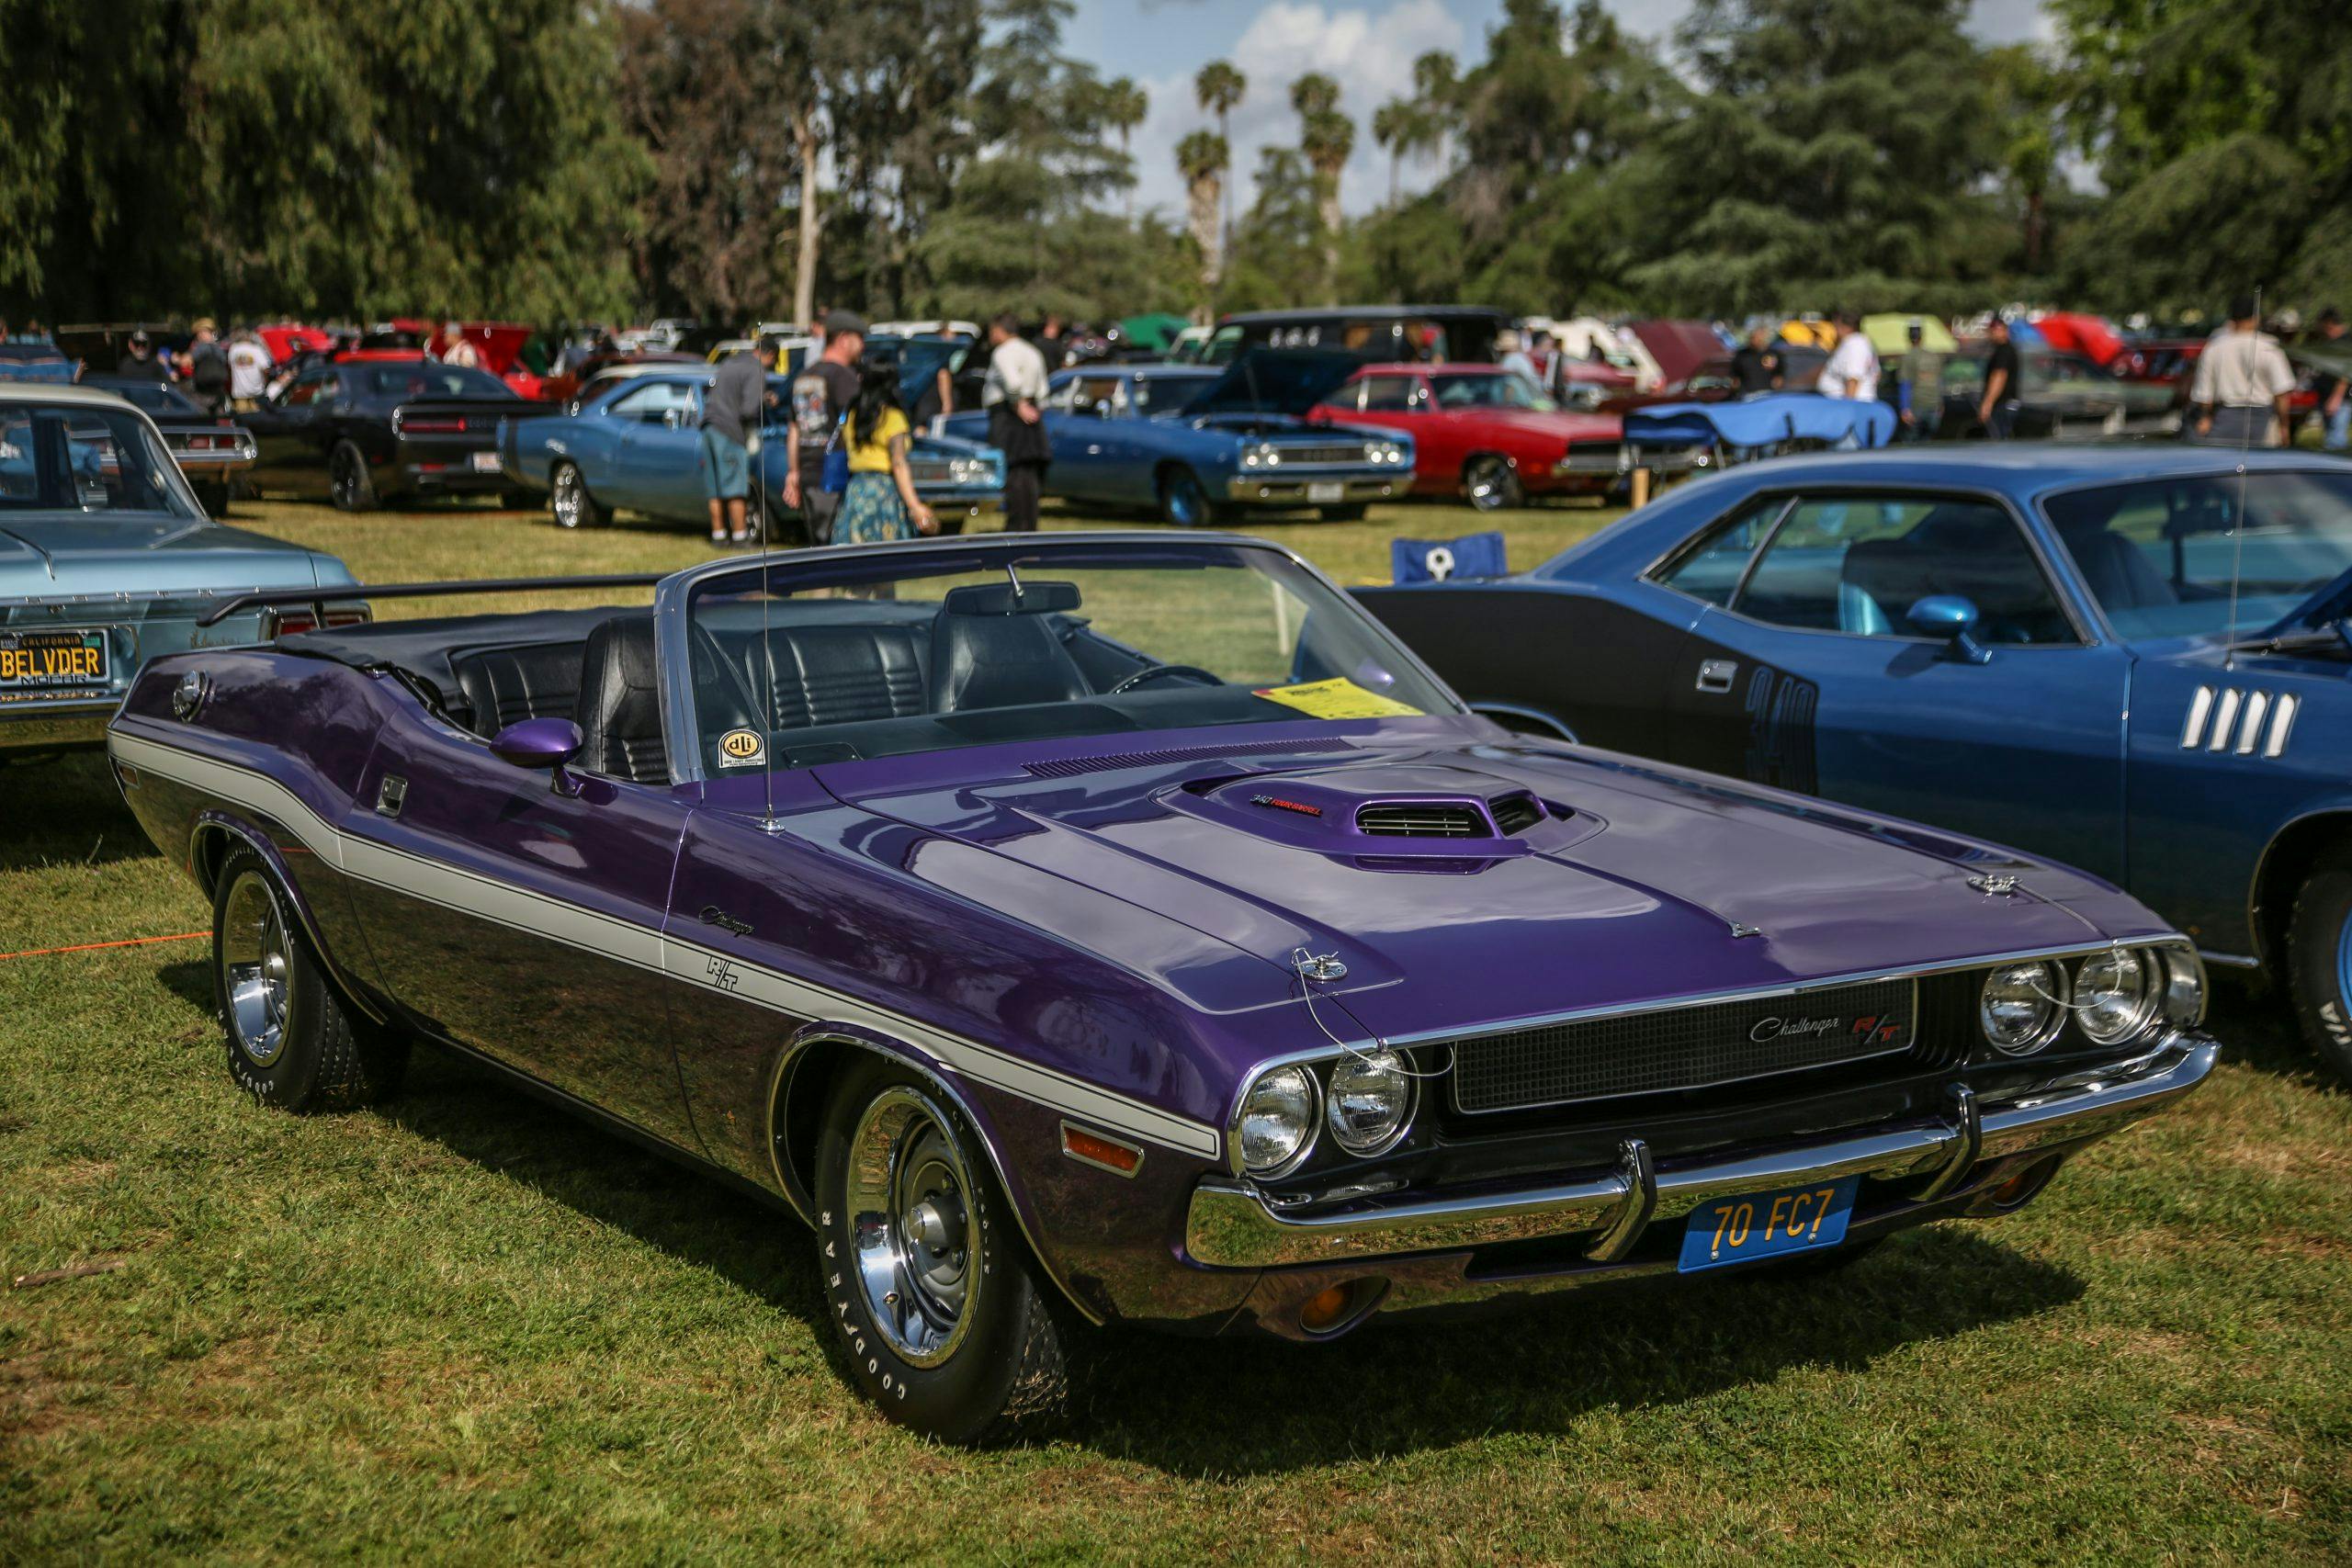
left=718, top=728, right=765, bottom=767
left=1749, top=1012, right=1905, bottom=1046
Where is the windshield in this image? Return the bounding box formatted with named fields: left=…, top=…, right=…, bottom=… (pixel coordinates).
left=683, top=542, right=1458, bottom=774
left=2042, top=471, right=2352, bottom=639
left=1134, top=372, right=1217, bottom=412
left=0, top=402, right=200, bottom=515
left=364, top=365, right=513, bottom=400
left=1432, top=372, right=1544, bottom=410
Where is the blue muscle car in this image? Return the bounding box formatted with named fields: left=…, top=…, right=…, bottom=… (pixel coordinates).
left=943, top=349, right=1412, bottom=525
left=110, top=530, right=2211, bottom=1441
left=1358, top=445, right=2352, bottom=1080
left=497, top=368, right=1004, bottom=540
left=1, top=384, right=362, bottom=760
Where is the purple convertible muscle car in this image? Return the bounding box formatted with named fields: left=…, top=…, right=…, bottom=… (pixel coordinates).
left=107, top=533, right=2217, bottom=1441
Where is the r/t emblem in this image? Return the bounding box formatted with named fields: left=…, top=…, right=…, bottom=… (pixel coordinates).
left=706, top=955, right=741, bottom=992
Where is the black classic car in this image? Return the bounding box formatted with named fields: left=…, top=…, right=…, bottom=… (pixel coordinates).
left=239, top=358, right=534, bottom=510
left=80, top=375, right=257, bottom=515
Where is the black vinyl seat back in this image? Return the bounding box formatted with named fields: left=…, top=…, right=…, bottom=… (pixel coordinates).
left=928, top=582, right=1093, bottom=713
left=576, top=615, right=668, bottom=784
left=452, top=643, right=585, bottom=738
left=737, top=622, right=933, bottom=730
left=1838, top=508, right=2074, bottom=645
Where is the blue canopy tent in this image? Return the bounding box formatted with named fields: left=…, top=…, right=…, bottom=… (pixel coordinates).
left=1624, top=393, right=1897, bottom=463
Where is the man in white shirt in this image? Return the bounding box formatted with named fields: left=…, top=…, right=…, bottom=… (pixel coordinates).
left=225, top=330, right=271, bottom=412
left=1817, top=310, right=1880, bottom=401
left=2189, top=295, right=2296, bottom=446
left=983, top=313, right=1052, bottom=532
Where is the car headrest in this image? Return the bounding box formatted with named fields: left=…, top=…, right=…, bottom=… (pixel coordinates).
left=576, top=615, right=667, bottom=784
left=939, top=580, right=1080, bottom=616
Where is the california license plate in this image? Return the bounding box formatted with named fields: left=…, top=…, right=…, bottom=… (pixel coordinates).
left=0, top=628, right=109, bottom=694
left=471, top=451, right=503, bottom=473
left=1678, top=1174, right=1859, bottom=1272
left=1307, top=480, right=1344, bottom=503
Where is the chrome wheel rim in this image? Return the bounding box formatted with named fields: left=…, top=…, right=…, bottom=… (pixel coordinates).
left=846, top=1087, right=980, bottom=1368
left=1466, top=458, right=1514, bottom=511
left=552, top=467, right=582, bottom=528
left=220, top=872, right=292, bottom=1067
left=332, top=447, right=365, bottom=509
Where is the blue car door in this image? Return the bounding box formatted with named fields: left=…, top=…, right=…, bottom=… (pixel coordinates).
left=1043, top=372, right=1127, bottom=502
left=1658, top=488, right=2132, bottom=879
left=605, top=378, right=707, bottom=516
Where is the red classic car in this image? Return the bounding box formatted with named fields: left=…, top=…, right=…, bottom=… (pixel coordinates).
left=1308, top=363, right=1632, bottom=510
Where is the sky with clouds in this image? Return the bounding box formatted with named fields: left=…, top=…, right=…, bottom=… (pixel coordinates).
left=1062, top=0, right=2056, bottom=224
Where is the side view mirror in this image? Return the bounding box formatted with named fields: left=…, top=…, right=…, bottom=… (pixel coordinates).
left=660, top=407, right=686, bottom=429
left=1906, top=594, right=1989, bottom=664
left=1091, top=400, right=1114, bottom=420
left=491, top=716, right=585, bottom=795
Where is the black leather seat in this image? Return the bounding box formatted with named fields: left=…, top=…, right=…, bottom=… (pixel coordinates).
left=745, top=624, right=932, bottom=729
left=576, top=615, right=667, bottom=784
left=452, top=642, right=585, bottom=738
left=929, top=583, right=1092, bottom=713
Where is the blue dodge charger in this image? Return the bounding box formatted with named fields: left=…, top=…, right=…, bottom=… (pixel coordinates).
left=1359, top=446, right=2352, bottom=1080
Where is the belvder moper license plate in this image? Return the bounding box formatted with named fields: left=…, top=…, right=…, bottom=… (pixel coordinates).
left=0, top=629, right=109, bottom=694
left=1677, top=1174, right=1859, bottom=1272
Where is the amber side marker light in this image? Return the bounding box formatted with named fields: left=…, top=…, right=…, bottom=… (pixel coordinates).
left=1301, top=1285, right=1353, bottom=1333
left=1059, top=1121, right=1143, bottom=1178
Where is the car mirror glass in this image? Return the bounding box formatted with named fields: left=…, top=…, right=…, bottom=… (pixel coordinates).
left=490, top=716, right=585, bottom=794
left=1905, top=594, right=1990, bottom=663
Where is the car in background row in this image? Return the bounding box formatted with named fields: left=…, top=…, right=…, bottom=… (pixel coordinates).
left=942, top=350, right=1410, bottom=525
left=1937, top=349, right=2177, bottom=440
left=497, top=369, right=1004, bottom=538
left=81, top=376, right=256, bottom=514
left=0, top=385, right=361, bottom=759
left=1306, top=362, right=1639, bottom=510
left=1201, top=306, right=1510, bottom=367
left=1355, top=446, right=2352, bottom=1083
left=239, top=358, right=528, bottom=511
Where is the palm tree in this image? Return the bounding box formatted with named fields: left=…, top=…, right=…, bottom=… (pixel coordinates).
left=1176, top=130, right=1228, bottom=305
left=1292, top=73, right=1352, bottom=301
left=1194, top=61, right=1246, bottom=250
left=1101, top=76, right=1149, bottom=225
left=1410, top=50, right=1459, bottom=170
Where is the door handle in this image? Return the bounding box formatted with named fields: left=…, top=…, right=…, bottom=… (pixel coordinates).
left=1694, top=659, right=1738, bottom=694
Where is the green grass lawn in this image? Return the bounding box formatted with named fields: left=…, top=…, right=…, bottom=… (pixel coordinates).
left=3, top=495, right=2347, bottom=1562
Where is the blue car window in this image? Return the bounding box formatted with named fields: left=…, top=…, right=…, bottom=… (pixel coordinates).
left=1652, top=498, right=1786, bottom=606
left=1735, top=495, right=2074, bottom=645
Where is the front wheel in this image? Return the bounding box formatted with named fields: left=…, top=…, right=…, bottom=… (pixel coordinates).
left=815, top=1058, right=1073, bottom=1443
left=211, top=846, right=406, bottom=1111
left=1463, top=455, right=1523, bottom=512
left=2285, top=843, right=2352, bottom=1084
left=549, top=461, right=605, bottom=530
left=329, top=441, right=378, bottom=512
left=1157, top=468, right=1219, bottom=527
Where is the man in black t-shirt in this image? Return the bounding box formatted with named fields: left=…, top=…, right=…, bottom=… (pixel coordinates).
left=116, top=331, right=170, bottom=382
left=180, top=319, right=231, bottom=413
left=782, top=310, right=865, bottom=545
left=1730, top=326, right=1782, bottom=394
left=1979, top=317, right=2022, bottom=440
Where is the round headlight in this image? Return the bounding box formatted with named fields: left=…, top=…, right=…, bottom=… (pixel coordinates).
left=1238, top=1066, right=1317, bottom=1175
left=1326, top=1049, right=1413, bottom=1156
left=1242, top=449, right=1262, bottom=467
left=2074, top=948, right=2156, bottom=1044
left=1981, top=961, right=2064, bottom=1055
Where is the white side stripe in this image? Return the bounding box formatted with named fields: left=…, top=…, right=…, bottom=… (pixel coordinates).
left=108, top=729, right=1221, bottom=1158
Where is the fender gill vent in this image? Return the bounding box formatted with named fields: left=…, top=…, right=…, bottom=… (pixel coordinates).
left=1356, top=803, right=1489, bottom=837
left=1022, top=736, right=1355, bottom=779
left=1490, top=794, right=1544, bottom=835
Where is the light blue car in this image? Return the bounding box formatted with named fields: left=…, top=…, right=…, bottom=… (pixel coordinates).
left=941, top=349, right=1412, bottom=525
left=497, top=369, right=1005, bottom=539
left=1, top=385, right=362, bottom=760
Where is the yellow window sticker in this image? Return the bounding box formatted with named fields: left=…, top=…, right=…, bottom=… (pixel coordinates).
left=1250, top=677, right=1423, bottom=719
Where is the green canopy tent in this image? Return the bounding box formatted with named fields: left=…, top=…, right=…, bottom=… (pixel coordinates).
left=1115, top=313, right=1192, bottom=355
left=1862, top=314, right=1957, bottom=355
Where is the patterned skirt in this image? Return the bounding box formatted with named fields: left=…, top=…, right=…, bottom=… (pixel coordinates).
left=834, top=470, right=915, bottom=545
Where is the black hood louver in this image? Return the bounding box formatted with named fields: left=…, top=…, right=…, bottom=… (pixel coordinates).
left=1354, top=793, right=1544, bottom=839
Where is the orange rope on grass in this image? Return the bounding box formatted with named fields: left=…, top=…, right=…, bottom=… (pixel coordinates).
left=0, top=931, right=208, bottom=962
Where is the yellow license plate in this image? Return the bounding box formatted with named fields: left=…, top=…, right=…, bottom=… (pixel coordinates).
left=0, top=629, right=109, bottom=690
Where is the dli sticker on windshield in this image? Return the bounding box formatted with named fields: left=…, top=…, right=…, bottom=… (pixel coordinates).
left=718, top=728, right=765, bottom=767
left=1251, top=677, right=1422, bottom=719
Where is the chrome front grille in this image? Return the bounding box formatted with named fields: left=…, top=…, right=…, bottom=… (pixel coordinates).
left=1450, top=979, right=1918, bottom=1112
left=1271, top=443, right=1373, bottom=467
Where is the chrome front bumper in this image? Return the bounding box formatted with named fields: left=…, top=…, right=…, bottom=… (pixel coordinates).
left=1224, top=475, right=1401, bottom=504
left=1186, top=1033, right=2218, bottom=1270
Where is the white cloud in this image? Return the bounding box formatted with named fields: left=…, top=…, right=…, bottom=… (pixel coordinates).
left=1127, top=0, right=1470, bottom=223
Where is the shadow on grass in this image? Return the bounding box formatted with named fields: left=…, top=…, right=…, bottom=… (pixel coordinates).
left=0, top=753, right=155, bottom=874
left=2204, top=975, right=2336, bottom=1091
left=376, top=1042, right=2086, bottom=1471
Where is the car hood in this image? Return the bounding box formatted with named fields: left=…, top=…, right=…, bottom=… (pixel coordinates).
left=0, top=515, right=343, bottom=599
left=825, top=728, right=2149, bottom=1043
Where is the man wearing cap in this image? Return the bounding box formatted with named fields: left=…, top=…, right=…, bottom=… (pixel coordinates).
left=116, top=331, right=170, bottom=382
left=2189, top=295, right=2296, bottom=446
left=179, top=319, right=231, bottom=414
left=701, top=337, right=780, bottom=546
left=784, top=310, right=865, bottom=546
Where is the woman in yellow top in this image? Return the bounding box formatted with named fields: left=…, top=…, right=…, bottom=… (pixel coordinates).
left=833, top=363, right=938, bottom=544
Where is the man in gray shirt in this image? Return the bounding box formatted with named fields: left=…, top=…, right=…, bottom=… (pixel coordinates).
left=701, top=340, right=778, bottom=544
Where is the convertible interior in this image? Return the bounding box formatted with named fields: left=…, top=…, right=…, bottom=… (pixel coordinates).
left=281, top=580, right=1359, bottom=783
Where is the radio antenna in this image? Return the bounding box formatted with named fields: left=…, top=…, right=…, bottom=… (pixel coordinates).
left=755, top=345, right=779, bottom=830
left=2223, top=287, right=2259, bottom=674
